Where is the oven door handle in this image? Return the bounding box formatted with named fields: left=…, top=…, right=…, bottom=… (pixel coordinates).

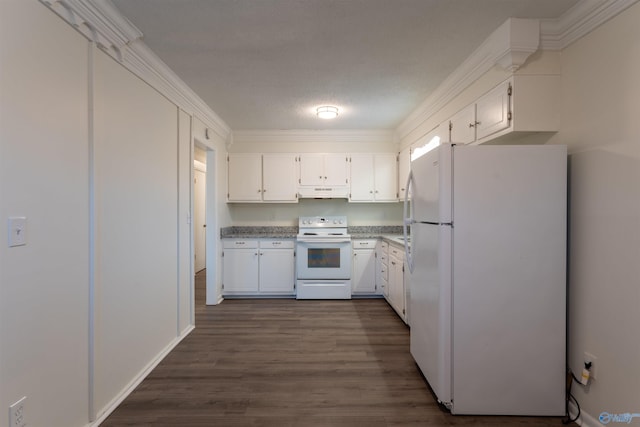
left=296, top=238, right=352, bottom=244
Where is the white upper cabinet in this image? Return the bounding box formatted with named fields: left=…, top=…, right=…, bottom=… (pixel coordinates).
left=475, top=79, right=511, bottom=140
left=446, top=76, right=560, bottom=146
left=262, top=154, right=298, bottom=202
left=450, top=83, right=511, bottom=144
left=299, top=153, right=349, bottom=186
left=227, top=153, right=298, bottom=202
left=373, top=154, right=398, bottom=201
left=349, top=153, right=397, bottom=202
left=449, top=104, right=477, bottom=144
left=227, top=153, right=262, bottom=201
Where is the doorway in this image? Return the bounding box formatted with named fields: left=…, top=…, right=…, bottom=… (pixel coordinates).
left=193, top=141, right=218, bottom=308
left=193, top=157, right=206, bottom=273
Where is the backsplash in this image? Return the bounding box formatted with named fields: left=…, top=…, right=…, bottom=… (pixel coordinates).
left=227, top=198, right=403, bottom=226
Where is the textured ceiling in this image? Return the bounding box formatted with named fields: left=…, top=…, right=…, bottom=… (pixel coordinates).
left=111, top=0, right=580, bottom=130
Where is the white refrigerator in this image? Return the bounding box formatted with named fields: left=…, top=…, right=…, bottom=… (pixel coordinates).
left=403, top=143, right=567, bottom=415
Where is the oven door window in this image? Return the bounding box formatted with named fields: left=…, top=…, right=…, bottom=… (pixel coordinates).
left=308, top=248, right=341, bottom=268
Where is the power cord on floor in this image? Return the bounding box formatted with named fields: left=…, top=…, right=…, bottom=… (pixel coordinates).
left=562, top=369, right=581, bottom=424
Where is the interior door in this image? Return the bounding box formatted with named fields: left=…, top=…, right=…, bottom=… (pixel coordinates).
left=194, top=168, right=206, bottom=272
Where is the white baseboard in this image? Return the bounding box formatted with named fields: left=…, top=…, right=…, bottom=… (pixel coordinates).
left=569, top=400, right=604, bottom=427
left=89, top=325, right=195, bottom=426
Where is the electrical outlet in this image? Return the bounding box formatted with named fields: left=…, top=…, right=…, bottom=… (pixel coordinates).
left=584, top=352, right=597, bottom=381
left=9, top=396, right=27, bottom=427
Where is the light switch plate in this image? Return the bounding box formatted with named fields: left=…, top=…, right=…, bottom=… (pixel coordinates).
left=8, top=217, right=27, bottom=247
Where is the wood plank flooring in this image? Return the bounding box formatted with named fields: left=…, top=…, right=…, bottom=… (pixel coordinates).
left=101, top=270, right=572, bottom=426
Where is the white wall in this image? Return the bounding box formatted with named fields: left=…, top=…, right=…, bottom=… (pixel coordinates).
left=550, top=2, right=640, bottom=421
left=0, top=2, right=90, bottom=427
left=178, top=110, right=192, bottom=334
left=93, top=48, right=182, bottom=417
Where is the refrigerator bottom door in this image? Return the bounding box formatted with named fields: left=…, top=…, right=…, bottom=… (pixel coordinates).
left=410, top=223, right=452, bottom=407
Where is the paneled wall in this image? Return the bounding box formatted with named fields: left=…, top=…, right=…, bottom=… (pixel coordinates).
left=0, top=2, right=198, bottom=426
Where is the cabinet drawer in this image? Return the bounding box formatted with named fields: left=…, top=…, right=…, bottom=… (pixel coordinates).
left=389, top=245, right=403, bottom=258
left=353, top=239, right=377, bottom=249
left=223, top=239, right=259, bottom=249
left=260, top=240, right=294, bottom=249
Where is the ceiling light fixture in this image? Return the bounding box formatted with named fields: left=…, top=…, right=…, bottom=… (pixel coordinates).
left=316, top=106, right=339, bottom=119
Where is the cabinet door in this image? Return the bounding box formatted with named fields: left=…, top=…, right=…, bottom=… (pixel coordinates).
left=373, top=154, right=397, bottom=201
left=349, top=154, right=374, bottom=201
left=398, top=147, right=411, bottom=201
left=376, top=241, right=389, bottom=297
left=262, top=154, right=298, bottom=202
left=324, top=154, right=349, bottom=186
left=352, top=249, right=376, bottom=294
left=299, top=154, right=324, bottom=186
left=223, top=249, right=259, bottom=293
left=228, top=154, right=262, bottom=201
left=259, top=249, right=295, bottom=293
left=475, top=79, right=511, bottom=140
left=449, top=104, right=476, bottom=144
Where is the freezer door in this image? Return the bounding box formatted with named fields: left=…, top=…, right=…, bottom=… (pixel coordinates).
left=410, top=143, right=452, bottom=223
left=409, top=222, right=452, bottom=407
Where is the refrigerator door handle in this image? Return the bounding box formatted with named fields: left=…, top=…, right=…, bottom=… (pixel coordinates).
left=403, top=170, right=415, bottom=273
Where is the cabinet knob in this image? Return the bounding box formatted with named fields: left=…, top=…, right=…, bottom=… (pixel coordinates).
left=468, top=121, right=481, bottom=128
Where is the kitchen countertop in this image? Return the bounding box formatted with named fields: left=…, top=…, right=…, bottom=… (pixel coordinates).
left=220, top=225, right=408, bottom=246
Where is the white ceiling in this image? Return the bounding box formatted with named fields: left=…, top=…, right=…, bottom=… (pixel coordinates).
left=111, top=0, right=580, bottom=131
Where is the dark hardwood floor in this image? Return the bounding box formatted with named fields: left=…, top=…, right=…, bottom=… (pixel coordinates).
left=101, top=270, right=572, bottom=426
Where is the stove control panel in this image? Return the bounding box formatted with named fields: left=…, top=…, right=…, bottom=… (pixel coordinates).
left=299, top=216, right=347, bottom=228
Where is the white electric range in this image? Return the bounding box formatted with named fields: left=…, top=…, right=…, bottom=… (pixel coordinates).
left=296, top=216, right=352, bottom=299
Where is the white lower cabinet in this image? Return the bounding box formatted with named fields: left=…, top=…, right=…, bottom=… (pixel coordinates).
left=222, top=240, right=260, bottom=293
left=376, top=240, right=389, bottom=297
left=352, top=240, right=377, bottom=294
left=387, top=243, right=407, bottom=323
left=259, top=240, right=295, bottom=294
left=223, top=239, right=295, bottom=296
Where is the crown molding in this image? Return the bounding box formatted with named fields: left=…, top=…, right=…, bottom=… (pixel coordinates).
left=39, top=0, right=232, bottom=142
left=233, top=129, right=394, bottom=145
left=541, top=0, right=639, bottom=50
left=396, top=0, right=638, bottom=141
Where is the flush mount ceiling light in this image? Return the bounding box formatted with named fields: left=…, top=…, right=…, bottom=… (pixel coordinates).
left=316, top=106, right=339, bottom=119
